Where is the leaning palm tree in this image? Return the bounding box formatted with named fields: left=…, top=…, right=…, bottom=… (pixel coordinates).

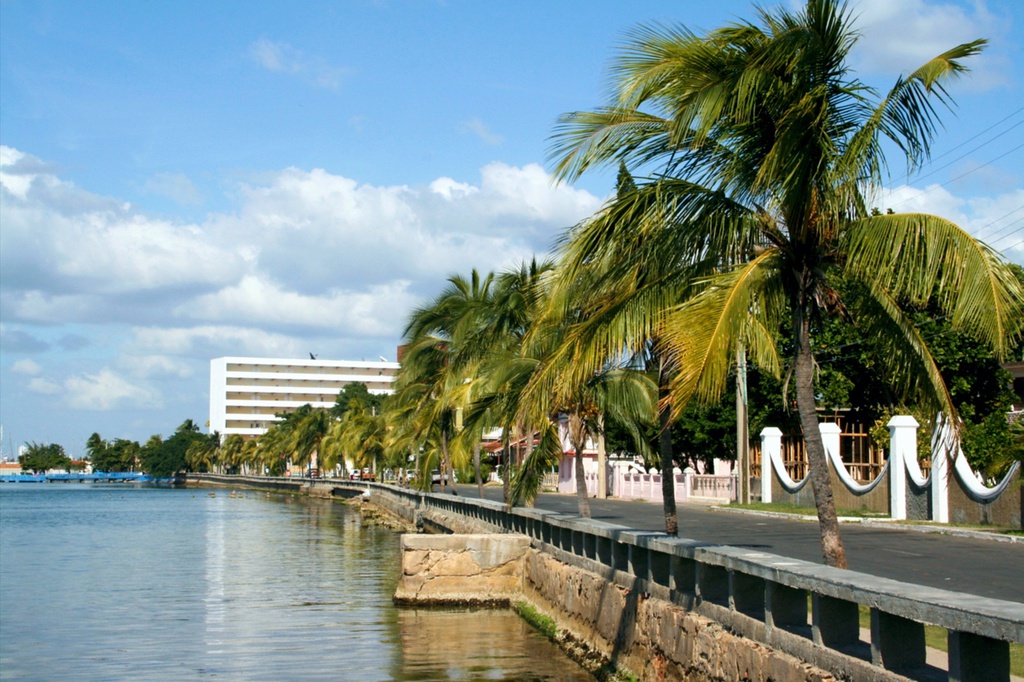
left=220, top=434, right=245, bottom=474
left=399, top=269, right=505, bottom=494
left=544, top=168, right=698, bottom=534
left=289, top=405, right=331, bottom=476
left=550, top=0, right=1023, bottom=567
left=519, top=276, right=658, bottom=517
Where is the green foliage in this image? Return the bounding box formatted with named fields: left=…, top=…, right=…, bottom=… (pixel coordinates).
left=455, top=459, right=490, bottom=485
left=138, top=419, right=207, bottom=478
left=19, top=442, right=70, bottom=474
left=512, top=601, right=558, bottom=639
left=331, top=382, right=384, bottom=420
left=87, top=433, right=142, bottom=472
left=963, top=412, right=1023, bottom=478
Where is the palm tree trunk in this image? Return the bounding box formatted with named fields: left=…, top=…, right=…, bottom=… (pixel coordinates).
left=794, top=309, right=847, bottom=568
left=570, top=415, right=591, bottom=518
left=473, top=442, right=484, bottom=498
left=440, top=429, right=448, bottom=494
left=657, top=356, right=679, bottom=536
left=501, top=434, right=511, bottom=504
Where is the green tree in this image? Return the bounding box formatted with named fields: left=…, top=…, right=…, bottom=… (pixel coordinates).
left=289, top=405, right=331, bottom=475
left=550, top=0, right=1023, bottom=567
left=139, top=419, right=207, bottom=478
left=19, top=442, right=70, bottom=474
left=331, top=382, right=384, bottom=420
left=186, top=433, right=219, bottom=473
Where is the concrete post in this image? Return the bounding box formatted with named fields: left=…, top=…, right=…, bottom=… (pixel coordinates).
left=760, top=427, right=783, bottom=504
left=818, top=422, right=841, bottom=466
left=930, top=425, right=949, bottom=523
left=682, top=467, right=694, bottom=503
left=887, top=416, right=918, bottom=521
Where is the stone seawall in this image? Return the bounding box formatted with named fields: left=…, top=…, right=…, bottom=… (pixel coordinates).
left=392, top=533, right=895, bottom=682
left=393, top=534, right=530, bottom=606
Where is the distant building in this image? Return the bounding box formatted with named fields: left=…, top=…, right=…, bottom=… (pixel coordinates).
left=208, top=356, right=400, bottom=440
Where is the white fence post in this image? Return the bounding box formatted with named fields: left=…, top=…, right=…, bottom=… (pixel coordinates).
left=818, top=422, right=842, bottom=469
left=760, top=427, right=782, bottom=504
left=930, top=420, right=950, bottom=523
left=887, top=416, right=918, bottom=521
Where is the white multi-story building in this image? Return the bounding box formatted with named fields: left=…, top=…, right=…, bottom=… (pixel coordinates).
left=209, top=356, right=400, bottom=439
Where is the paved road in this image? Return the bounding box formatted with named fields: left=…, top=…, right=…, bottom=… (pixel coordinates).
left=450, top=483, right=1024, bottom=604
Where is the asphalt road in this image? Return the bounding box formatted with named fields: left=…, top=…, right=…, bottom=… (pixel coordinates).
left=451, top=483, right=1024, bottom=604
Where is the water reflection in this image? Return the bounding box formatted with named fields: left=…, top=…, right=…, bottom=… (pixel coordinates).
left=393, top=608, right=596, bottom=681
left=0, top=485, right=592, bottom=681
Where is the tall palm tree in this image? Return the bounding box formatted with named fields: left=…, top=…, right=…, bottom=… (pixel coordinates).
left=519, top=269, right=658, bottom=517
left=289, top=405, right=331, bottom=475
left=399, top=269, right=501, bottom=494
left=220, top=434, right=245, bottom=474
left=549, top=0, right=1023, bottom=567
left=545, top=165, right=696, bottom=534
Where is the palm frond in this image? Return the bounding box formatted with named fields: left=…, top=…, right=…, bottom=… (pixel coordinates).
left=844, top=213, right=1024, bottom=356
left=661, top=249, right=785, bottom=415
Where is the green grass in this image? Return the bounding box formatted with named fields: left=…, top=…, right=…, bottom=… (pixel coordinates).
left=855, top=605, right=1024, bottom=676
left=731, top=502, right=1023, bottom=534
left=512, top=601, right=558, bottom=640
left=731, top=501, right=887, bottom=518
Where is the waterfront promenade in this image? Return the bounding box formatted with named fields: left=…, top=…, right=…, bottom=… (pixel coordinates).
left=454, top=483, right=1024, bottom=604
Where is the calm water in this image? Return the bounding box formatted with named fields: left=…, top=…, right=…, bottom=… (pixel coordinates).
left=0, top=484, right=593, bottom=681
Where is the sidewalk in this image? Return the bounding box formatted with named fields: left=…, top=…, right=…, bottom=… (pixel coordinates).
left=709, top=504, right=1024, bottom=544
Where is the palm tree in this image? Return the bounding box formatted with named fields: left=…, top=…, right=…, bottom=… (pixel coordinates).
left=288, top=405, right=331, bottom=475
left=518, top=271, right=657, bottom=517
left=549, top=0, right=1023, bottom=567
left=544, top=164, right=694, bottom=533
left=220, top=434, right=245, bottom=474
left=186, top=435, right=217, bottom=473
left=398, top=269, right=502, bottom=494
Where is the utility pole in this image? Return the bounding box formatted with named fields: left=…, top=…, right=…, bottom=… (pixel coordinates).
left=736, top=345, right=750, bottom=504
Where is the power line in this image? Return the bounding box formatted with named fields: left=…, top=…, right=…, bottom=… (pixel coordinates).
left=984, top=216, right=1024, bottom=243
left=991, top=223, right=1024, bottom=245
left=975, top=205, right=1024, bottom=240
left=889, top=140, right=1024, bottom=209
left=908, top=118, right=1024, bottom=186
left=910, top=106, right=1024, bottom=169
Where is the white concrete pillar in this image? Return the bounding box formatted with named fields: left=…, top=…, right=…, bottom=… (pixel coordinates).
left=760, top=427, right=783, bottom=503
left=930, top=421, right=950, bottom=523
left=818, top=422, right=842, bottom=469
left=887, top=416, right=918, bottom=521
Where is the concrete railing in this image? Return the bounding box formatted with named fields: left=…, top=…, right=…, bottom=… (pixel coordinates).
left=195, top=474, right=1023, bottom=681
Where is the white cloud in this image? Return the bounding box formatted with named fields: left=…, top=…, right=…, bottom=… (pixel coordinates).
left=460, top=118, right=504, bottom=145
left=430, top=177, right=478, bottom=201
left=249, top=38, right=347, bottom=90
left=1, top=147, right=604, bottom=366
left=64, top=369, right=161, bottom=411
left=11, top=359, right=41, bottom=376
left=867, top=183, right=1024, bottom=264
left=849, top=0, right=1007, bottom=89
left=128, top=325, right=307, bottom=359
left=0, top=150, right=244, bottom=303
left=213, top=162, right=601, bottom=297
left=181, top=275, right=417, bottom=336
left=27, top=377, right=61, bottom=395
left=118, top=355, right=194, bottom=380
left=143, top=172, right=203, bottom=206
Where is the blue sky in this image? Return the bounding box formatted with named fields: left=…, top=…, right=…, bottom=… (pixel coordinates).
left=2, top=0, right=1022, bottom=457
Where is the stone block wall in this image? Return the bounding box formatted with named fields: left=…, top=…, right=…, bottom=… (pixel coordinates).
left=393, top=534, right=530, bottom=606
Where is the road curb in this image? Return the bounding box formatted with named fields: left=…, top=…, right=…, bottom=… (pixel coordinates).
left=709, top=505, right=1023, bottom=544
